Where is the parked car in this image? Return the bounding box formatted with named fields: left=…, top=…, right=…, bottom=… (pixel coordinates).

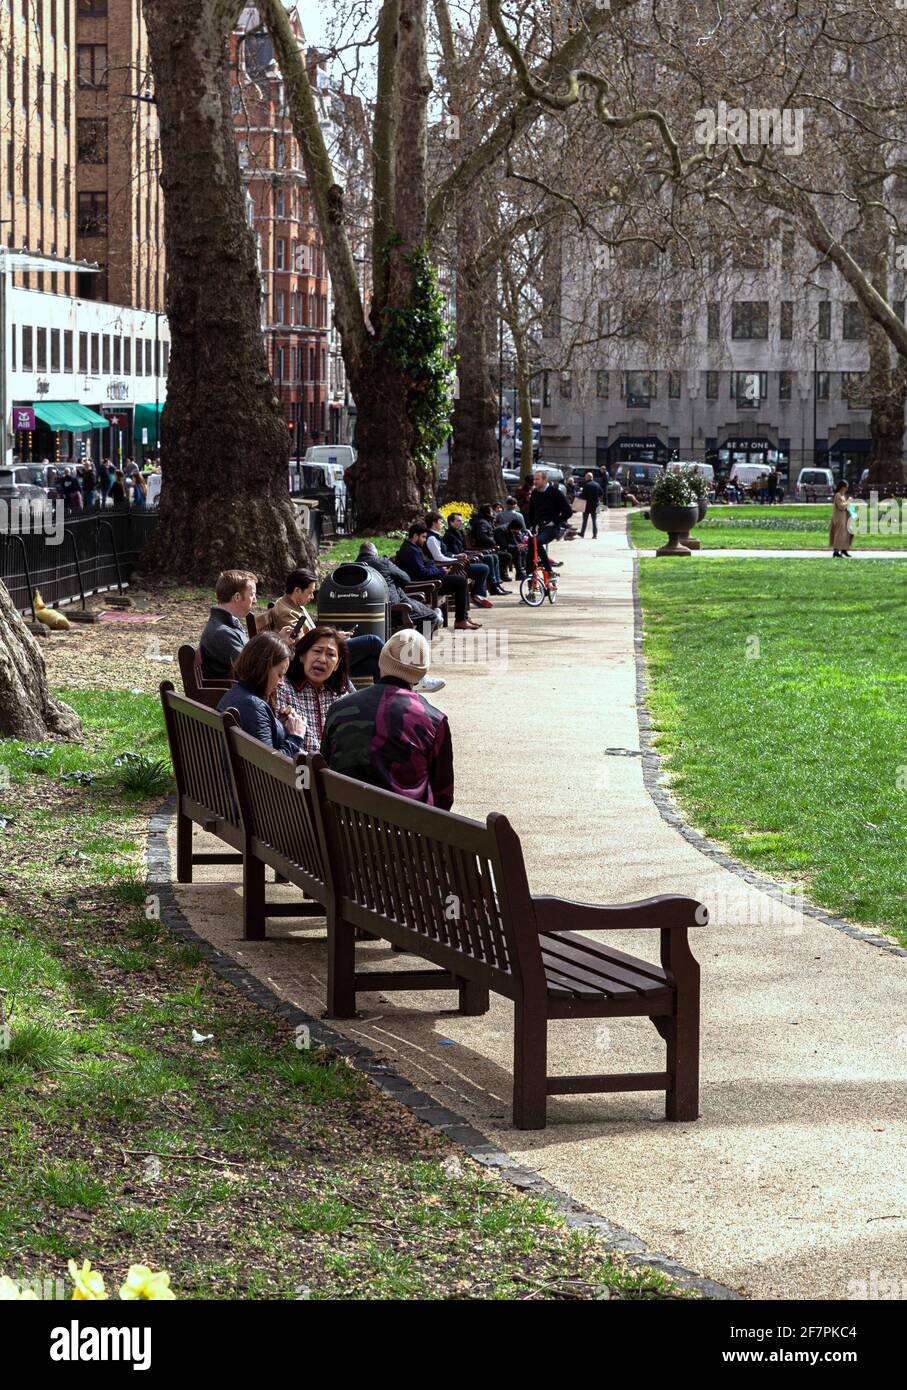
left=0, top=465, right=52, bottom=505
left=303, top=444, right=356, bottom=470
left=794, top=467, right=835, bottom=501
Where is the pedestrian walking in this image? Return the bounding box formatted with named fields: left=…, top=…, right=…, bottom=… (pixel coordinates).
left=830, top=480, right=854, bottom=557
left=578, top=471, right=604, bottom=538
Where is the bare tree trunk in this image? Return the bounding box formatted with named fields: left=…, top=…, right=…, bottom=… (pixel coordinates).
left=867, top=330, right=907, bottom=487
left=447, top=202, right=502, bottom=502
left=0, top=583, right=81, bottom=740
left=141, top=0, right=311, bottom=589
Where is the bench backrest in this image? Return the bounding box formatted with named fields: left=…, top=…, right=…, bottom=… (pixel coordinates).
left=311, top=757, right=544, bottom=995
left=160, top=681, right=241, bottom=836
left=177, top=643, right=230, bottom=710
left=227, top=727, right=327, bottom=902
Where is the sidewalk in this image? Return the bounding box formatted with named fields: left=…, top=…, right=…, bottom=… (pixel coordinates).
left=163, top=517, right=907, bottom=1299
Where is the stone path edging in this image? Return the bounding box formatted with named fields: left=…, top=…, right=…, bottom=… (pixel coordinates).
left=145, top=799, right=741, bottom=1302
left=631, top=556, right=907, bottom=962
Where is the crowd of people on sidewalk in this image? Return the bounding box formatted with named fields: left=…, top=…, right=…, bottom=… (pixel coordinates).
left=44, top=457, right=162, bottom=513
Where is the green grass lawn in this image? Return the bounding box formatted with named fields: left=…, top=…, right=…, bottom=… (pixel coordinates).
left=322, top=534, right=403, bottom=565
left=637, top=558, right=907, bottom=946
left=0, top=690, right=681, bottom=1301
left=629, top=503, right=907, bottom=550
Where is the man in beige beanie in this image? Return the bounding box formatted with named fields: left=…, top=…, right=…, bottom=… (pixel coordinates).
left=320, top=630, right=454, bottom=808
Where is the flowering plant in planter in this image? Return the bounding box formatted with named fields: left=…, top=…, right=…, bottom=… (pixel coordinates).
left=650, top=471, right=698, bottom=507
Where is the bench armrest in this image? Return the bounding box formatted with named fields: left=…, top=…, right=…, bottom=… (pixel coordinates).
left=532, top=893, right=707, bottom=933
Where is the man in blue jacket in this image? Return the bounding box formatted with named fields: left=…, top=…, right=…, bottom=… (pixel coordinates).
left=395, top=523, right=480, bottom=630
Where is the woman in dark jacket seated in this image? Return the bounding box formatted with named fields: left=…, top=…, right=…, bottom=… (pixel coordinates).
left=217, top=631, right=306, bottom=756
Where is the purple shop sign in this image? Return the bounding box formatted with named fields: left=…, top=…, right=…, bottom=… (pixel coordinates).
left=13, top=407, right=36, bottom=431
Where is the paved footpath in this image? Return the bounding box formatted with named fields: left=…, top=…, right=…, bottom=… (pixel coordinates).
left=165, top=516, right=907, bottom=1299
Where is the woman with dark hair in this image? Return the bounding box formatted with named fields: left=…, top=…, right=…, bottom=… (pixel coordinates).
left=217, top=632, right=306, bottom=755
left=830, top=480, right=854, bottom=557
left=279, top=625, right=356, bottom=753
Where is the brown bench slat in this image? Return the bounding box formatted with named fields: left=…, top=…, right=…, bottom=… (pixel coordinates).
left=540, top=933, right=672, bottom=998
left=547, top=1072, right=670, bottom=1096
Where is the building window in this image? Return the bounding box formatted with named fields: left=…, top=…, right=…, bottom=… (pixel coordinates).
left=36, top=327, right=47, bottom=371
left=842, top=371, right=870, bottom=408
left=162, top=342, right=169, bottom=376
left=90, top=334, right=99, bottom=374
left=50, top=328, right=60, bottom=372
left=50, top=158, right=56, bottom=210
left=596, top=369, right=609, bottom=398
left=276, top=140, right=286, bottom=167
left=733, top=371, right=767, bottom=407
left=276, top=187, right=285, bottom=217
left=123, top=337, right=131, bottom=373
left=705, top=370, right=719, bottom=399
left=22, top=325, right=33, bottom=370
left=276, top=238, right=286, bottom=271
left=668, top=370, right=682, bottom=399
left=779, top=370, right=792, bottom=401
left=731, top=302, right=769, bottom=339
left=21, top=57, right=28, bottom=113
left=5, top=141, right=12, bottom=198
left=667, top=301, right=683, bottom=340
left=707, top=302, right=720, bottom=340
left=113, top=336, right=121, bottom=372
left=77, top=44, right=108, bottom=88
left=275, top=289, right=285, bottom=321
left=816, top=371, right=829, bottom=401
left=36, top=154, right=43, bottom=206
left=64, top=329, right=73, bottom=372
left=818, top=301, right=831, bottom=339
left=78, top=332, right=88, bottom=372
left=102, top=335, right=110, bottom=373
left=597, top=300, right=610, bottom=338
left=77, top=190, right=108, bottom=235
left=780, top=226, right=795, bottom=268
left=77, top=118, right=108, bottom=163
left=559, top=371, right=572, bottom=400
left=135, top=339, right=143, bottom=375
left=625, top=371, right=651, bottom=408
left=145, top=339, right=152, bottom=375
left=780, top=302, right=793, bottom=340
left=842, top=302, right=867, bottom=340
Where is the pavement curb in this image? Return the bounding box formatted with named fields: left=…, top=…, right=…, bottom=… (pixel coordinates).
left=631, top=555, right=907, bottom=962
left=146, top=797, right=742, bottom=1302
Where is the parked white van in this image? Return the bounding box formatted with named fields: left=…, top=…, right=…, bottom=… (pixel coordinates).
left=795, top=467, right=835, bottom=501
left=303, top=444, right=356, bottom=470
left=728, top=462, right=769, bottom=491
left=667, top=461, right=715, bottom=485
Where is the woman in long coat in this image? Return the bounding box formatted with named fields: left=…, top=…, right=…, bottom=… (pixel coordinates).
left=829, top=481, right=853, bottom=557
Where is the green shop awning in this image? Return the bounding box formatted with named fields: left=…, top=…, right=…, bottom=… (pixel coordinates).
left=33, top=402, right=110, bottom=431
left=134, top=402, right=163, bottom=445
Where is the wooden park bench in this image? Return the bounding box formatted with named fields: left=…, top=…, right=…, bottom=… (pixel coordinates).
left=177, top=644, right=230, bottom=711
left=160, top=682, right=326, bottom=932
left=311, top=758, right=705, bottom=1129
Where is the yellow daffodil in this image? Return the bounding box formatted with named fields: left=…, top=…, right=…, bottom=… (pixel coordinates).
left=119, top=1264, right=176, bottom=1300
left=0, top=1275, right=36, bottom=1300
left=68, top=1259, right=107, bottom=1300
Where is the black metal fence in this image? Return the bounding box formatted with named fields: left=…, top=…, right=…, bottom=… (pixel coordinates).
left=0, top=509, right=157, bottom=615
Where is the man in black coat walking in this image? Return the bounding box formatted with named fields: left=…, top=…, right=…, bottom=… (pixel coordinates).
left=578, top=471, right=604, bottom=538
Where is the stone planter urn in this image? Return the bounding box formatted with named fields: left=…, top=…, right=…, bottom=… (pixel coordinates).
left=679, top=497, right=708, bottom=551
left=650, top=502, right=700, bottom=556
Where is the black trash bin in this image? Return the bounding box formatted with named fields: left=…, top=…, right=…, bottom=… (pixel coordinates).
left=317, top=562, right=390, bottom=643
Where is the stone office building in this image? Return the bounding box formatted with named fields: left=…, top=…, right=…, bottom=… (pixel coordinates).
left=539, top=224, right=905, bottom=485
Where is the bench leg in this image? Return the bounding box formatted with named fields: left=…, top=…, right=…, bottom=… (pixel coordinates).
left=512, top=1001, right=547, bottom=1130
left=326, top=909, right=357, bottom=1018
left=242, top=852, right=266, bottom=941
left=176, top=809, right=193, bottom=883
left=458, top=977, right=489, bottom=1015
left=664, top=994, right=700, bottom=1121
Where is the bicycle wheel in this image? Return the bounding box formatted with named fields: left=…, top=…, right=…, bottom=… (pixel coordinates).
left=520, top=572, right=546, bottom=606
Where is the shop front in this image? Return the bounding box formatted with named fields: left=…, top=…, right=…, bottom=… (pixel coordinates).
left=607, top=435, right=668, bottom=465
left=719, top=435, right=782, bottom=472
left=13, top=401, right=109, bottom=464
left=134, top=403, right=164, bottom=462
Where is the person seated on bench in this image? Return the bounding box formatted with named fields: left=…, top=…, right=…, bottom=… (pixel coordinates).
left=276, top=624, right=355, bottom=753
left=200, top=568, right=297, bottom=680
left=355, top=542, right=443, bottom=638
left=496, top=517, right=529, bottom=579
left=396, top=522, right=481, bottom=632
left=443, top=510, right=509, bottom=595
left=217, top=631, right=306, bottom=756
left=425, top=510, right=493, bottom=608
left=471, top=503, right=513, bottom=587
left=268, top=567, right=384, bottom=683
left=321, top=630, right=454, bottom=809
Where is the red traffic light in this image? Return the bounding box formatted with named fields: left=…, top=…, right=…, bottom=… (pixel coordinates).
left=287, top=420, right=294, bottom=430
